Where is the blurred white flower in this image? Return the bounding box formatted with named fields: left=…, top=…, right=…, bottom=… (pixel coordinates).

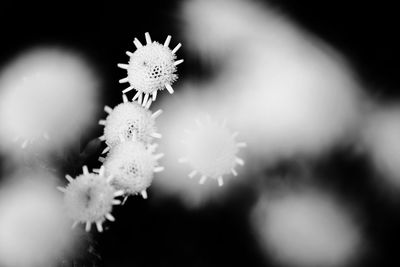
left=179, top=116, right=246, bottom=186
left=0, top=47, right=99, bottom=156
left=153, top=86, right=244, bottom=208
left=0, top=172, right=77, bottom=267
left=360, top=104, right=400, bottom=189
left=251, top=189, right=362, bottom=267
left=182, top=0, right=269, bottom=59
left=180, top=0, right=364, bottom=164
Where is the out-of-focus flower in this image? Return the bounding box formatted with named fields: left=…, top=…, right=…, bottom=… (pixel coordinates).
left=182, top=0, right=270, bottom=59
left=178, top=116, right=246, bottom=186
left=0, top=172, right=77, bottom=267
left=360, top=104, right=400, bottom=189
left=251, top=189, right=362, bottom=267
left=153, top=86, right=244, bottom=208
left=180, top=0, right=364, bottom=164
left=0, top=47, right=99, bottom=156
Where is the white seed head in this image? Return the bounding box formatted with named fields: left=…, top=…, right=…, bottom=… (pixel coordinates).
left=119, top=33, right=183, bottom=103
left=127, top=42, right=177, bottom=94
left=103, top=101, right=157, bottom=148
left=63, top=171, right=116, bottom=226
left=104, top=141, right=161, bottom=196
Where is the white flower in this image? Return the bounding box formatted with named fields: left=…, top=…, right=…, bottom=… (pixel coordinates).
left=179, top=116, right=246, bottom=186
left=103, top=140, right=164, bottom=199
left=0, top=174, right=74, bottom=267
left=58, top=166, right=123, bottom=232
left=98, top=94, right=162, bottom=154
left=118, top=32, right=183, bottom=107
left=0, top=47, right=99, bottom=154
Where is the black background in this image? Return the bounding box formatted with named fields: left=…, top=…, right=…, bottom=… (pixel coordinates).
left=0, top=0, right=400, bottom=266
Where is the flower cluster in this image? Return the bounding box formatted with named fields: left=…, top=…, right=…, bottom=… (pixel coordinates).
left=57, top=32, right=247, bottom=233
left=58, top=33, right=182, bottom=232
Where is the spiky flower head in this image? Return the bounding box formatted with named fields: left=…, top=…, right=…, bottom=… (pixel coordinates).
left=118, top=32, right=184, bottom=107
left=99, top=95, right=162, bottom=154
left=57, top=166, right=123, bottom=232
left=179, top=116, right=246, bottom=186
left=103, top=139, right=164, bottom=199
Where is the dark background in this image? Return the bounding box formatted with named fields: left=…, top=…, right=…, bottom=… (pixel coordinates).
left=0, top=0, right=399, bottom=266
